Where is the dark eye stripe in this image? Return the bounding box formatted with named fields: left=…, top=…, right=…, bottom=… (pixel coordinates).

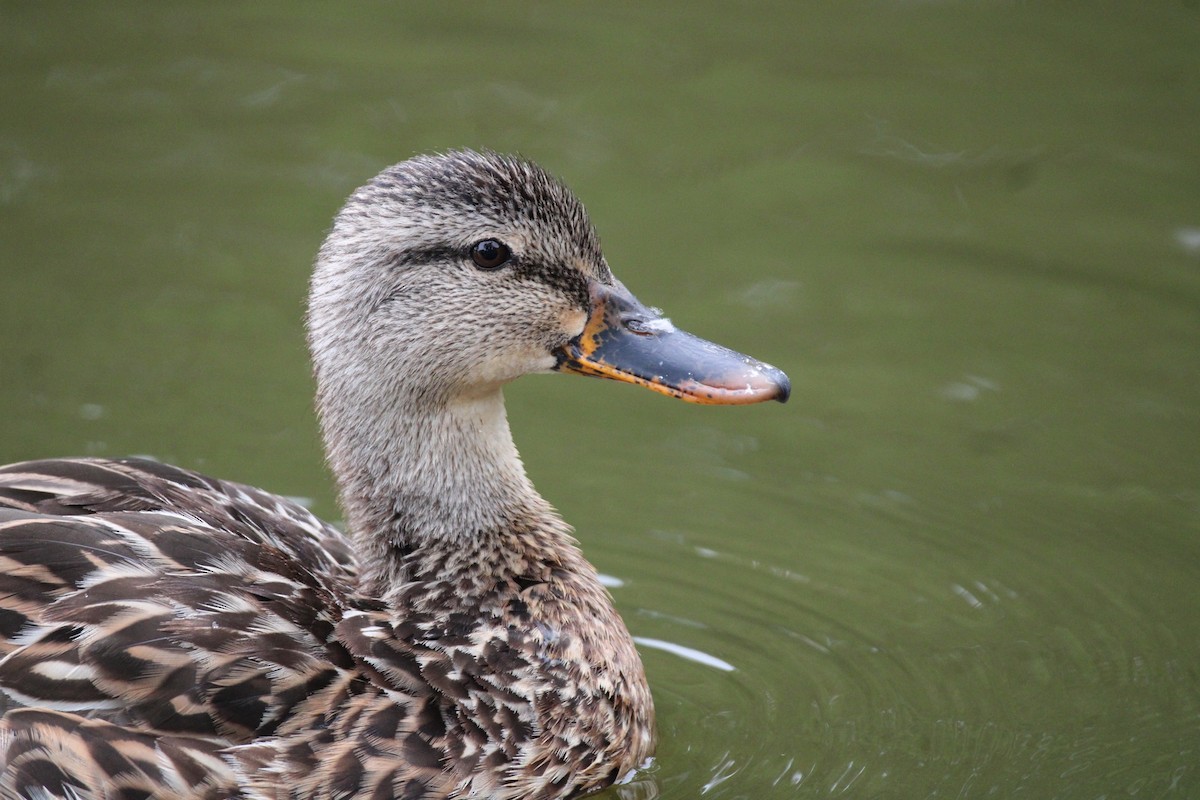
left=513, top=261, right=590, bottom=309
left=380, top=245, right=587, bottom=308
left=383, top=246, right=459, bottom=269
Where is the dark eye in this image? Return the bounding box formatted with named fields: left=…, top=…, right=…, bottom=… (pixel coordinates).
left=470, top=239, right=512, bottom=270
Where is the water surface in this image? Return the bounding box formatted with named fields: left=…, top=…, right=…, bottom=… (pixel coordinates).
left=2, top=4, right=1198, bottom=797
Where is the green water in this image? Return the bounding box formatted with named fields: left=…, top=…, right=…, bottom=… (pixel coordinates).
left=3, top=3, right=1199, bottom=798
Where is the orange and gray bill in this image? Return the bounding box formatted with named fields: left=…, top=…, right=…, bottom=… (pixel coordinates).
left=553, top=280, right=790, bottom=405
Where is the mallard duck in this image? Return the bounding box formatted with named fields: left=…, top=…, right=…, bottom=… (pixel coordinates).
left=0, top=151, right=788, bottom=800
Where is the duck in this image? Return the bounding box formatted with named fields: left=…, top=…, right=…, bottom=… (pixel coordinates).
left=0, top=150, right=789, bottom=800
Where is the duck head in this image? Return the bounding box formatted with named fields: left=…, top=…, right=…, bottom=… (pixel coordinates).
left=308, top=150, right=789, bottom=410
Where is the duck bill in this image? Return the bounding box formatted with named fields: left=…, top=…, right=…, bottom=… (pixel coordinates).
left=553, top=281, right=790, bottom=405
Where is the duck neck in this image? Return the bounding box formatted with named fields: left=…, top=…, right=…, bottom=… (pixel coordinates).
left=322, top=385, right=574, bottom=599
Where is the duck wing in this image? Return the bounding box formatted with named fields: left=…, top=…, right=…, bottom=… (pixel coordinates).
left=0, top=457, right=357, bottom=742
left=0, top=457, right=354, bottom=585
left=0, top=707, right=234, bottom=799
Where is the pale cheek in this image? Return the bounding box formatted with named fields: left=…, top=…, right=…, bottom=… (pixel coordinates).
left=477, top=348, right=558, bottom=384
left=561, top=307, right=588, bottom=339
left=528, top=352, right=560, bottom=375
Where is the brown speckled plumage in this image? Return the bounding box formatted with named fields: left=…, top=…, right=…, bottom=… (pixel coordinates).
left=0, top=151, right=787, bottom=799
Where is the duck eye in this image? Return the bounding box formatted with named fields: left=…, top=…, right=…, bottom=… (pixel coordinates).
left=470, top=239, right=511, bottom=270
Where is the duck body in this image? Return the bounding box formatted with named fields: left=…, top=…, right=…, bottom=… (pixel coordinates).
left=0, top=456, right=648, bottom=799
left=0, top=152, right=788, bottom=799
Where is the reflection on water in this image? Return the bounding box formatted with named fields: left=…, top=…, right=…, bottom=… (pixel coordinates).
left=633, top=638, right=736, bottom=673
left=3, top=2, right=1199, bottom=798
